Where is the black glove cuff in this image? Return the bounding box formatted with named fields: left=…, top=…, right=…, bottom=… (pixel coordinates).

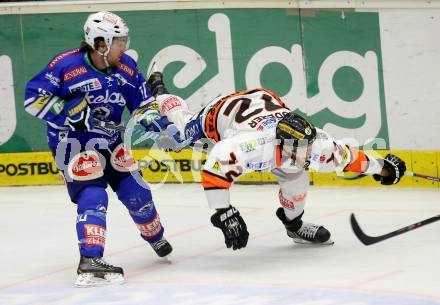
left=147, top=72, right=169, bottom=96
left=211, top=205, right=237, bottom=226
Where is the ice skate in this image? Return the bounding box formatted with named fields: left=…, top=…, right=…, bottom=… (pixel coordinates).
left=276, top=208, right=334, bottom=245
left=151, top=237, right=173, bottom=258
left=75, top=255, right=124, bottom=287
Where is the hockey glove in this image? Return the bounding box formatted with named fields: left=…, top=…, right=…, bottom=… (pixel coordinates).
left=132, top=103, right=170, bottom=132
left=65, top=95, right=94, bottom=132
left=373, top=153, right=406, bottom=185
left=211, top=206, right=249, bottom=250
left=141, top=110, right=170, bottom=132
left=147, top=72, right=169, bottom=96
left=155, top=124, right=191, bottom=152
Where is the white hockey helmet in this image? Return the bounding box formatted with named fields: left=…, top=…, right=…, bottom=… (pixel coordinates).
left=83, top=11, right=130, bottom=51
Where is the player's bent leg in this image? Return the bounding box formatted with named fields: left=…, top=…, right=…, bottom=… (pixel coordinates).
left=275, top=170, right=333, bottom=245
left=116, top=176, right=172, bottom=257
left=75, top=186, right=124, bottom=287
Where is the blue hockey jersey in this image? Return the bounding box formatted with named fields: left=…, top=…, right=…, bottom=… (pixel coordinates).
left=24, top=47, right=154, bottom=148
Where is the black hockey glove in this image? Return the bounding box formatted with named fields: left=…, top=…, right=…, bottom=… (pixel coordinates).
left=373, top=153, right=406, bottom=185
left=147, top=72, right=169, bottom=96
left=211, top=206, right=249, bottom=250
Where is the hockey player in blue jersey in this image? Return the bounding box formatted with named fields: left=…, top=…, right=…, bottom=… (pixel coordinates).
left=24, top=11, right=177, bottom=287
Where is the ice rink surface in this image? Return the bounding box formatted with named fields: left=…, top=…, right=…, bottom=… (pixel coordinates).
left=0, top=184, right=439, bottom=305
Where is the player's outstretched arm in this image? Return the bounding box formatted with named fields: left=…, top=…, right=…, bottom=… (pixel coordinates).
left=333, top=143, right=406, bottom=185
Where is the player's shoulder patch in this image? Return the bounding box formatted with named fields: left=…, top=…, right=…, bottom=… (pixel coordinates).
left=117, top=54, right=137, bottom=78
left=47, top=48, right=83, bottom=70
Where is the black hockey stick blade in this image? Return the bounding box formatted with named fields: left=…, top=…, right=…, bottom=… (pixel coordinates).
left=350, top=213, right=440, bottom=246
left=350, top=213, right=378, bottom=245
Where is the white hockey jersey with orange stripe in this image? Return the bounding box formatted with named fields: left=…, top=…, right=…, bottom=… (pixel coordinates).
left=157, top=88, right=384, bottom=210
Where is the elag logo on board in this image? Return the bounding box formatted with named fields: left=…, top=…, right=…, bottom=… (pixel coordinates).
left=144, top=10, right=388, bottom=148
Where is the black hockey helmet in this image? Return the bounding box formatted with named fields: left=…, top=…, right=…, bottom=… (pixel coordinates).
left=276, top=112, right=316, bottom=146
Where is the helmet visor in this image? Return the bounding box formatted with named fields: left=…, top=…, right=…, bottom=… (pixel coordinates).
left=111, top=36, right=130, bottom=51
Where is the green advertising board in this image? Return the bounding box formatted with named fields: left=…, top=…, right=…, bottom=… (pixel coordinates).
left=0, top=9, right=387, bottom=152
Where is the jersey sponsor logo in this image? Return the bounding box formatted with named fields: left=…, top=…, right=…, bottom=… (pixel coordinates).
left=248, top=112, right=287, bottom=128
left=246, top=161, right=271, bottom=171
left=48, top=48, right=80, bottom=69
left=63, top=66, right=88, bottom=82
left=87, top=89, right=127, bottom=106
left=118, top=63, right=134, bottom=76
left=311, top=153, right=328, bottom=164
left=50, top=98, right=65, bottom=115
left=67, top=98, right=87, bottom=117
left=212, top=161, right=221, bottom=172
left=136, top=214, right=162, bottom=238
left=68, top=78, right=102, bottom=93
left=84, top=224, right=106, bottom=247
left=44, top=72, right=60, bottom=88
left=256, top=118, right=278, bottom=132
left=239, top=135, right=274, bottom=153
left=240, top=140, right=257, bottom=152
left=32, top=96, right=51, bottom=110
left=160, top=95, right=183, bottom=113
left=110, top=143, right=138, bottom=172
left=67, top=150, right=104, bottom=181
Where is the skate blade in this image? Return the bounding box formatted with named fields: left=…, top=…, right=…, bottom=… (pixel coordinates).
left=293, top=238, right=335, bottom=245
left=75, top=273, right=125, bottom=288
left=159, top=254, right=172, bottom=264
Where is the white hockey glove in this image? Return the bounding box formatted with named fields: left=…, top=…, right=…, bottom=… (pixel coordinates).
left=211, top=206, right=249, bottom=250
left=373, top=154, right=406, bottom=185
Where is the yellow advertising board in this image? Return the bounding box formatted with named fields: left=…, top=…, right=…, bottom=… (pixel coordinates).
left=0, top=149, right=438, bottom=188
left=0, top=152, right=64, bottom=186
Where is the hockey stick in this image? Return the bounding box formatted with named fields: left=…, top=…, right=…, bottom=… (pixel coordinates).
left=341, top=171, right=440, bottom=182
left=350, top=213, right=440, bottom=245
left=405, top=171, right=440, bottom=182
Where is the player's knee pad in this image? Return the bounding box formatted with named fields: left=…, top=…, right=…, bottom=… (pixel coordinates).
left=116, top=176, right=164, bottom=242
left=116, top=176, right=155, bottom=219
left=75, top=186, right=108, bottom=257
left=76, top=186, right=109, bottom=214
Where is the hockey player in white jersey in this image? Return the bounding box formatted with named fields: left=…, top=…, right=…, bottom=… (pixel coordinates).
left=154, top=88, right=406, bottom=249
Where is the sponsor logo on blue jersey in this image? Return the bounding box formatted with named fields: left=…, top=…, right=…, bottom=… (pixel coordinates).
left=44, top=72, right=60, bottom=88
left=87, top=89, right=127, bottom=106
left=68, top=78, right=102, bottom=93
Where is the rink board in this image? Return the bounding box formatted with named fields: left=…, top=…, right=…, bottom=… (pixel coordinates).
left=0, top=149, right=438, bottom=187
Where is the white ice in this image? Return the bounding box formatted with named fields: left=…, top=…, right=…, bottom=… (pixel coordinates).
left=0, top=184, right=439, bottom=305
